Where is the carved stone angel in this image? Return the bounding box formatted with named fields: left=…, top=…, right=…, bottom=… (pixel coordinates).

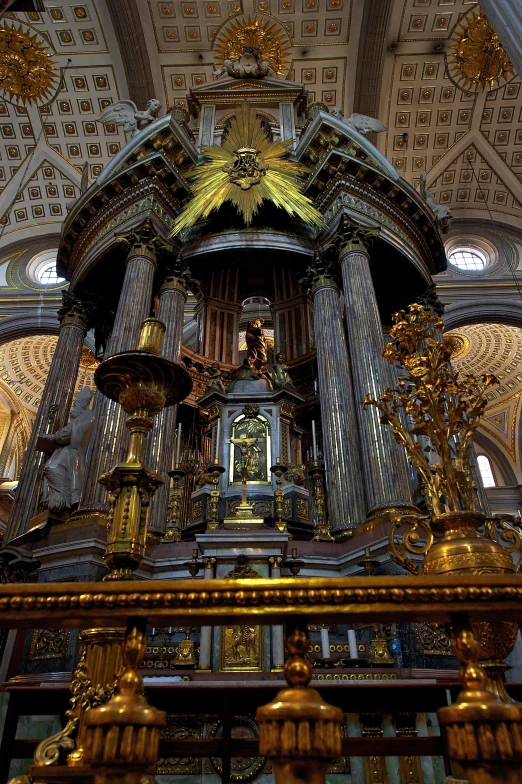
left=96, top=98, right=161, bottom=138
left=213, top=48, right=276, bottom=79
left=419, top=173, right=452, bottom=232
left=329, top=108, right=387, bottom=135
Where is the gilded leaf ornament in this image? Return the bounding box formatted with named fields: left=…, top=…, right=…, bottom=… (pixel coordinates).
left=0, top=22, right=57, bottom=104
left=363, top=303, right=497, bottom=517
left=214, top=14, right=291, bottom=77
left=171, top=103, right=324, bottom=234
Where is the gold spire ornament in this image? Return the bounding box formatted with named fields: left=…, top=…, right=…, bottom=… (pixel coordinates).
left=0, top=23, right=57, bottom=104
left=172, top=103, right=324, bottom=234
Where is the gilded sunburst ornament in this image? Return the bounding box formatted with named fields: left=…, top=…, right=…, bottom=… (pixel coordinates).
left=171, top=103, right=323, bottom=234
left=0, top=22, right=57, bottom=105
left=214, top=15, right=291, bottom=77
left=447, top=10, right=514, bottom=92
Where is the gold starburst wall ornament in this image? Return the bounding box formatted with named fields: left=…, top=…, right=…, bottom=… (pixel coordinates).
left=447, top=9, right=514, bottom=92
left=172, top=103, right=324, bottom=234
left=214, top=15, right=291, bottom=78
left=0, top=22, right=57, bottom=104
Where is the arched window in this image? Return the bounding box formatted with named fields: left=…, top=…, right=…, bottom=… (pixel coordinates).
left=448, top=248, right=488, bottom=271
left=477, top=454, right=496, bottom=488
left=26, top=249, right=66, bottom=287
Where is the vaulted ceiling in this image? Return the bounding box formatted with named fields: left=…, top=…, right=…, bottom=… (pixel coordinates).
left=1, top=0, right=521, bottom=243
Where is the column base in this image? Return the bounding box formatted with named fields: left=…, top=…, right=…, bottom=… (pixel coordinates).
left=271, top=665, right=285, bottom=672
left=332, top=528, right=355, bottom=542
left=365, top=503, right=420, bottom=525
left=196, top=665, right=212, bottom=671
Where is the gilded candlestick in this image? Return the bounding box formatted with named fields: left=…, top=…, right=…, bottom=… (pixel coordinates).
left=163, top=465, right=186, bottom=543
left=308, top=459, right=334, bottom=542
left=270, top=459, right=288, bottom=533
left=206, top=461, right=225, bottom=531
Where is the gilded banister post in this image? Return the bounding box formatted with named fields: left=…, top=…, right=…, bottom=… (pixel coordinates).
left=300, top=253, right=366, bottom=535
left=147, top=254, right=192, bottom=537
left=336, top=215, right=416, bottom=522
left=256, top=620, right=342, bottom=784
left=6, top=292, right=92, bottom=541
left=78, top=219, right=170, bottom=516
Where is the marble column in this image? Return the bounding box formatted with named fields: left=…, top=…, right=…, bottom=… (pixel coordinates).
left=479, top=1, right=522, bottom=80
left=5, top=293, right=91, bottom=541
left=337, top=218, right=415, bottom=520
left=269, top=556, right=285, bottom=671
left=146, top=256, right=190, bottom=536
left=304, top=254, right=367, bottom=533
left=198, top=557, right=216, bottom=670
left=79, top=220, right=164, bottom=513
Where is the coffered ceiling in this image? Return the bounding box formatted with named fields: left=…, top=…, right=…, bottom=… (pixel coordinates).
left=1, top=0, right=522, bottom=244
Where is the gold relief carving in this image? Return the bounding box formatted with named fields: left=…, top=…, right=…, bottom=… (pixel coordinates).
left=361, top=714, right=388, bottom=784
left=207, top=715, right=267, bottom=782
left=394, top=713, right=424, bottom=784
left=423, top=550, right=514, bottom=575
left=172, top=103, right=323, bottom=232
left=221, top=557, right=263, bottom=672
left=416, top=622, right=452, bottom=656
left=285, top=464, right=306, bottom=486
left=157, top=716, right=202, bottom=775
left=279, top=400, right=294, bottom=420
left=296, top=497, right=309, bottom=520
left=226, top=498, right=273, bottom=517
left=29, top=629, right=70, bottom=660
left=214, top=14, right=291, bottom=77
left=191, top=499, right=203, bottom=521
left=282, top=497, right=292, bottom=518
left=448, top=9, right=514, bottom=92
left=0, top=22, right=57, bottom=104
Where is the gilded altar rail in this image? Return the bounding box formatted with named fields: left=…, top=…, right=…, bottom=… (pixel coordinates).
left=1, top=573, right=522, bottom=628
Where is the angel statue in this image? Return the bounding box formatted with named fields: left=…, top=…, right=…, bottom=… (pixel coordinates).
left=96, top=98, right=161, bottom=138
left=329, top=108, right=387, bottom=135
left=419, top=173, right=452, bottom=233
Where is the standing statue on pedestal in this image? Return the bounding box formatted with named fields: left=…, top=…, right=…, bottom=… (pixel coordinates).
left=40, top=387, right=95, bottom=514
left=246, top=319, right=267, bottom=372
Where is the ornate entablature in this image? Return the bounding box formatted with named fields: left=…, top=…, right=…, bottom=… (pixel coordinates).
left=296, top=111, right=447, bottom=275
left=57, top=114, right=198, bottom=281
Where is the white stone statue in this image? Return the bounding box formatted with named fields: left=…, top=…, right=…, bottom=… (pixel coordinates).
left=213, top=48, right=276, bottom=79
left=329, top=108, right=387, bottom=134
left=419, top=173, right=452, bottom=232
left=96, top=98, right=161, bottom=138
left=40, top=387, right=95, bottom=514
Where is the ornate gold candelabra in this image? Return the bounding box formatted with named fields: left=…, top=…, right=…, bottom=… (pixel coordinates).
left=270, top=458, right=288, bottom=533
left=162, top=465, right=186, bottom=542
left=95, top=318, right=192, bottom=580
left=206, top=460, right=225, bottom=531
left=364, top=303, right=520, bottom=704
left=308, top=459, right=333, bottom=542
left=257, top=621, right=342, bottom=784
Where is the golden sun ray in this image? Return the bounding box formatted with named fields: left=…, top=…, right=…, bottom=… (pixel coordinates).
left=172, top=103, right=323, bottom=235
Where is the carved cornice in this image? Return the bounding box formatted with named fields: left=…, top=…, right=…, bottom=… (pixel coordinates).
left=299, top=252, right=340, bottom=293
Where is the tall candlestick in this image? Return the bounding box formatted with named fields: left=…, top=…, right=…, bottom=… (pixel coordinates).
left=311, top=420, right=317, bottom=460
left=348, top=629, right=358, bottom=659
left=215, top=416, right=221, bottom=463
left=175, top=422, right=182, bottom=465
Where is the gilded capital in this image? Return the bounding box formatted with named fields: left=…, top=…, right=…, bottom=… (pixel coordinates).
left=203, top=556, right=216, bottom=570
left=300, top=251, right=339, bottom=293
left=159, top=254, right=194, bottom=295
left=58, top=291, right=92, bottom=333
left=116, top=219, right=171, bottom=262
left=269, top=556, right=283, bottom=568
left=335, top=214, right=379, bottom=256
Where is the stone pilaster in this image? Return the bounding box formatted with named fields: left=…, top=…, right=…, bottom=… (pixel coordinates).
left=79, top=220, right=166, bottom=513
left=5, top=293, right=91, bottom=541
left=146, top=256, right=190, bottom=536
left=337, top=217, right=415, bottom=520
left=302, top=253, right=366, bottom=533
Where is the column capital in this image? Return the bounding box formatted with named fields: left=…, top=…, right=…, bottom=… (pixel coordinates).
left=58, top=291, right=92, bottom=333
left=334, top=214, right=379, bottom=256
left=159, top=253, right=194, bottom=296
left=300, top=251, right=340, bottom=293
left=417, top=283, right=445, bottom=318
left=269, top=556, right=283, bottom=568
left=116, top=219, right=171, bottom=263
left=203, top=556, right=216, bottom=570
